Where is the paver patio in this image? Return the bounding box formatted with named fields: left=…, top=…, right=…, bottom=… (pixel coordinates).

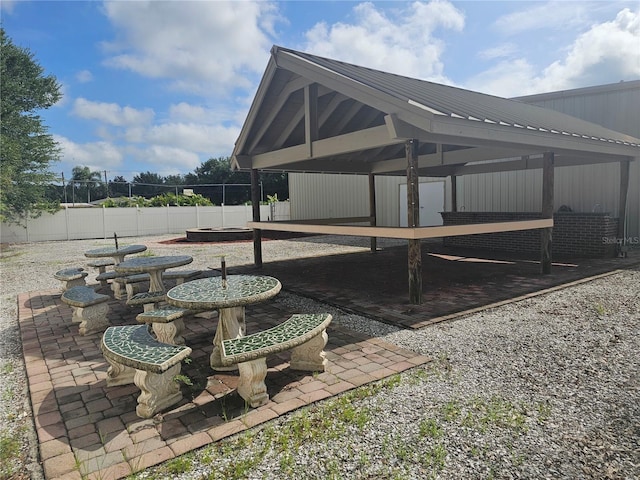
left=19, top=284, right=429, bottom=480
left=19, top=239, right=638, bottom=479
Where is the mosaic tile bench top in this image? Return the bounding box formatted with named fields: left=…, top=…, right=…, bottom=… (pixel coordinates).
left=54, top=268, right=87, bottom=281
left=61, top=286, right=109, bottom=307
left=130, top=291, right=166, bottom=301
left=221, top=313, right=332, bottom=365
left=137, top=306, right=192, bottom=323
left=167, top=275, right=282, bottom=310
left=101, top=325, right=192, bottom=373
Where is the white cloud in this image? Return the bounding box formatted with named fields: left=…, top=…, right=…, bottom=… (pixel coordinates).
left=54, top=135, right=124, bottom=172
left=142, top=123, right=239, bottom=156
left=464, top=59, right=539, bottom=97
left=537, top=8, right=640, bottom=91
left=127, top=145, right=202, bottom=174
left=466, top=7, right=640, bottom=96
left=302, top=0, right=464, bottom=82
left=75, top=70, right=93, bottom=83
left=478, top=43, right=518, bottom=61
left=492, top=1, right=590, bottom=36
left=101, top=1, right=280, bottom=95
left=0, top=0, right=17, bottom=14
left=73, top=98, right=155, bottom=127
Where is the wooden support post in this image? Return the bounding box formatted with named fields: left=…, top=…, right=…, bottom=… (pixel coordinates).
left=540, top=152, right=554, bottom=274
left=251, top=169, right=262, bottom=268
left=368, top=173, right=377, bottom=253
left=617, top=160, right=630, bottom=252
left=407, top=139, right=422, bottom=304
left=451, top=175, right=458, bottom=212
left=304, top=84, right=318, bottom=158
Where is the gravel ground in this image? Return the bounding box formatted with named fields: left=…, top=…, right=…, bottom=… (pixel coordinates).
left=1, top=234, right=638, bottom=479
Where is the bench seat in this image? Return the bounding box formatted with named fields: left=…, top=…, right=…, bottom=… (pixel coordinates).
left=95, top=270, right=119, bottom=285
left=114, top=274, right=150, bottom=300
left=127, top=291, right=166, bottom=312
left=60, top=286, right=110, bottom=335
left=221, top=313, right=332, bottom=407
left=54, top=268, right=88, bottom=291
left=163, top=269, right=202, bottom=285
left=136, top=306, right=192, bottom=345
left=87, top=258, right=115, bottom=272
left=101, top=325, right=192, bottom=418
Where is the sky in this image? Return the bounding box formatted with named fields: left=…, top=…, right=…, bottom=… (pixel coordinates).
left=2, top=0, right=639, bottom=183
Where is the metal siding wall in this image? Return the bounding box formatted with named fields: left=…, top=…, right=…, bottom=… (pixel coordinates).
left=460, top=83, right=639, bottom=236
left=289, top=173, right=370, bottom=220
left=289, top=173, right=450, bottom=226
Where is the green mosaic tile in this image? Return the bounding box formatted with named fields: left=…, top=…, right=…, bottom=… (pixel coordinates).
left=221, top=313, right=332, bottom=364
left=101, top=325, right=191, bottom=373
left=137, top=306, right=191, bottom=322
left=167, top=275, right=281, bottom=310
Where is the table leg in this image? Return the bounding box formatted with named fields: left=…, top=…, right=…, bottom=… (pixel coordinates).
left=148, top=270, right=165, bottom=293
left=211, top=306, right=246, bottom=370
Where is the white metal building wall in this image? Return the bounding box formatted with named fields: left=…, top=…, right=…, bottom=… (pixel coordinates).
left=289, top=82, right=639, bottom=236
left=460, top=81, right=639, bottom=236
left=289, top=172, right=451, bottom=227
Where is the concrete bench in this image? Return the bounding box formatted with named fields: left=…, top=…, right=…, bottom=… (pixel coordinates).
left=95, top=270, right=119, bottom=288
left=163, top=269, right=202, bottom=286
left=54, top=268, right=88, bottom=291
left=113, top=274, right=150, bottom=300
left=127, top=291, right=166, bottom=312
left=136, top=306, right=192, bottom=345
left=86, top=258, right=115, bottom=274
left=101, top=325, right=192, bottom=418
left=60, top=286, right=110, bottom=335
left=221, top=313, right=332, bottom=407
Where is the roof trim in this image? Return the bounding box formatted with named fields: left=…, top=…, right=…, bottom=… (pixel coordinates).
left=232, top=46, right=640, bottom=174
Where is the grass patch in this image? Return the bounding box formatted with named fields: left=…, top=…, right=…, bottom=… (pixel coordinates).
left=441, top=395, right=529, bottom=434
left=0, top=430, right=21, bottom=478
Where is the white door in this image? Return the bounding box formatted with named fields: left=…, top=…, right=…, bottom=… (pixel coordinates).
left=399, top=181, right=445, bottom=227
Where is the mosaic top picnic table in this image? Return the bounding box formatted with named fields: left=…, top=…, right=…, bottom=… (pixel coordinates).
left=166, top=275, right=282, bottom=369
left=115, top=255, right=194, bottom=294
left=84, top=244, right=147, bottom=265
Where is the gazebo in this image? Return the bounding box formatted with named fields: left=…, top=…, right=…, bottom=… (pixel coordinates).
left=231, top=46, right=640, bottom=304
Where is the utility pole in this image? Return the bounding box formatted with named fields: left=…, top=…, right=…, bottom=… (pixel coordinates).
left=61, top=172, right=67, bottom=203
left=104, top=170, right=108, bottom=198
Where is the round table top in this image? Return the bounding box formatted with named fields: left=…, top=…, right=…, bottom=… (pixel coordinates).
left=85, top=244, right=147, bottom=258
left=115, top=255, right=193, bottom=274
left=166, top=275, right=282, bottom=310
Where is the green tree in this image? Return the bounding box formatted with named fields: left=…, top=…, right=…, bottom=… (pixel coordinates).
left=132, top=171, right=170, bottom=197
left=0, top=28, right=62, bottom=223
left=70, top=165, right=103, bottom=203
left=109, top=175, right=130, bottom=197
left=184, top=156, right=288, bottom=205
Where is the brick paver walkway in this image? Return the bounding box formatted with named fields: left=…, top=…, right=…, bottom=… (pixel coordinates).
left=19, top=285, right=429, bottom=480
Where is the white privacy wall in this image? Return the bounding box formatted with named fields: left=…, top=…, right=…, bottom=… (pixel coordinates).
left=0, top=203, right=290, bottom=243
